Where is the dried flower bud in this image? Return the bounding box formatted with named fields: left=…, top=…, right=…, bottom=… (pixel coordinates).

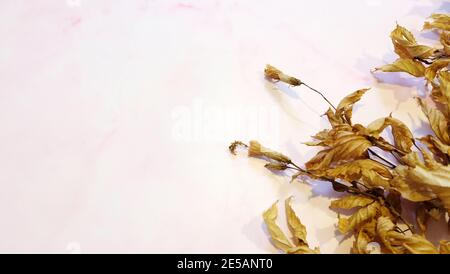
left=248, top=140, right=263, bottom=157
left=264, top=162, right=288, bottom=171
left=248, top=140, right=291, bottom=163
left=264, top=64, right=302, bottom=86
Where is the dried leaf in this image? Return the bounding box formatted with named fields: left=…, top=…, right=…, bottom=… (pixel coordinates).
left=286, top=246, right=320, bottom=254
left=285, top=197, right=308, bottom=245
left=401, top=234, right=439, bottom=254
left=338, top=201, right=380, bottom=234
left=263, top=200, right=320, bottom=254
left=419, top=135, right=450, bottom=165
left=263, top=201, right=294, bottom=252
left=423, top=14, right=450, bottom=31
left=418, top=98, right=450, bottom=145
left=330, top=195, right=375, bottom=210
left=440, top=240, right=450, bottom=254
left=376, top=216, right=438, bottom=254
left=335, top=89, right=370, bottom=124
left=397, top=163, right=450, bottom=212
left=326, top=159, right=392, bottom=184
left=351, top=220, right=377, bottom=254
left=386, top=190, right=402, bottom=215
left=305, top=135, right=372, bottom=171
left=416, top=204, right=429, bottom=234
left=376, top=58, right=425, bottom=77
left=390, top=24, right=437, bottom=59
left=441, top=31, right=450, bottom=56
left=438, top=70, right=450, bottom=107
left=425, top=58, right=450, bottom=82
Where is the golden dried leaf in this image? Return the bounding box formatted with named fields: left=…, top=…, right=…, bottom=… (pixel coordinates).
left=401, top=234, right=439, bottom=254
left=419, top=135, right=450, bottom=165
left=263, top=201, right=293, bottom=252
left=423, top=14, right=450, bottom=32
left=330, top=195, right=375, bottom=210
left=441, top=31, right=450, bottom=56
left=391, top=168, right=436, bottom=202
left=338, top=201, right=380, bottom=234
left=390, top=24, right=437, bottom=59
left=430, top=82, right=448, bottom=106
left=397, top=163, right=450, bottom=212
left=440, top=240, right=450, bottom=254
left=352, top=229, right=372, bottom=254
left=327, top=159, right=392, bottom=178
left=376, top=216, right=438, bottom=254
left=416, top=204, right=429, bottom=234
left=286, top=246, right=320, bottom=254
left=263, top=200, right=319, bottom=254
left=351, top=220, right=377, bottom=254
left=425, top=58, right=450, bottom=82
left=285, top=197, right=308, bottom=245
left=335, top=89, right=370, bottom=124
left=438, top=70, right=450, bottom=107
left=325, top=107, right=345, bottom=128
left=376, top=216, right=402, bottom=253
left=376, top=58, right=425, bottom=77
left=367, top=117, right=414, bottom=153
left=305, top=134, right=372, bottom=171
left=418, top=98, right=450, bottom=145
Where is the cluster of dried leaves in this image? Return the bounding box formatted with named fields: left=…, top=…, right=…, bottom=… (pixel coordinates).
left=229, top=14, right=450, bottom=254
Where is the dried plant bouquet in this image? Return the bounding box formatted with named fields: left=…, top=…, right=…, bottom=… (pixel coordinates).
left=229, top=14, right=450, bottom=254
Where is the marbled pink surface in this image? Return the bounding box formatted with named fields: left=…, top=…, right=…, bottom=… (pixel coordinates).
left=0, top=0, right=448, bottom=253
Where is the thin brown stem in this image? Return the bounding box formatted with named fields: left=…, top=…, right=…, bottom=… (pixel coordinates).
left=368, top=150, right=396, bottom=169
left=302, top=83, right=337, bottom=111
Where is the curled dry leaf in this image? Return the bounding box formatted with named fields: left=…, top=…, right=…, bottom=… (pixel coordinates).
left=330, top=195, right=374, bottom=210
left=390, top=24, right=437, bottom=59
left=325, top=159, right=392, bottom=188
left=440, top=240, right=450, bottom=254
left=335, top=88, right=370, bottom=124
left=352, top=220, right=377, bottom=254
left=419, top=135, right=450, bottom=165
left=305, top=134, right=372, bottom=171
left=285, top=197, right=308, bottom=245
left=418, top=98, right=450, bottom=145
left=336, top=199, right=380, bottom=234
left=438, top=70, right=450, bottom=107
left=367, top=116, right=414, bottom=153
left=423, top=13, right=450, bottom=31
left=399, top=163, right=450, bottom=212
left=425, top=58, right=450, bottom=82
left=441, top=31, right=450, bottom=56
left=262, top=201, right=294, bottom=252
left=377, top=217, right=439, bottom=254
left=375, top=58, right=425, bottom=77
left=263, top=200, right=320, bottom=254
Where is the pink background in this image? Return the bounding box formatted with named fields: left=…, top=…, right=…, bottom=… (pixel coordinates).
left=0, top=0, right=448, bottom=253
